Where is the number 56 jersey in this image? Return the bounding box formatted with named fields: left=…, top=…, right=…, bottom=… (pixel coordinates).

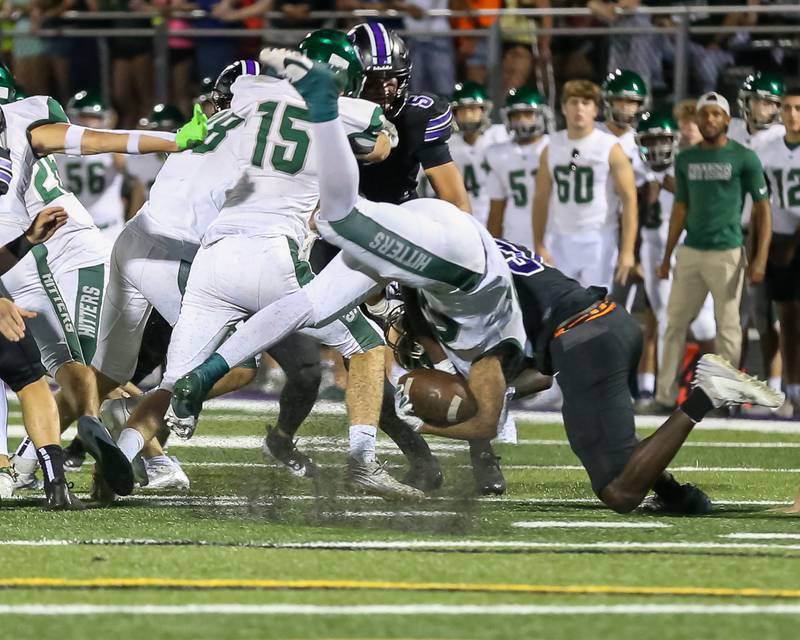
left=204, top=74, right=385, bottom=247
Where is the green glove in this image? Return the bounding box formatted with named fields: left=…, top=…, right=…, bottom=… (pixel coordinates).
left=175, top=104, right=208, bottom=150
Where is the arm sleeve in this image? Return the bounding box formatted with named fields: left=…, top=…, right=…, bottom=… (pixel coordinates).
left=345, top=104, right=383, bottom=149
left=742, top=149, right=769, bottom=202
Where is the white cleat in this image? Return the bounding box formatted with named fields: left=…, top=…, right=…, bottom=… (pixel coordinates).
left=0, top=467, right=15, bottom=499
left=258, top=47, right=314, bottom=82
left=694, top=354, right=785, bottom=410
left=347, top=458, right=424, bottom=501
left=142, top=456, right=190, bottom=491
left=164, top=405, right=197, bottom=440
left=100, top=395, right=143, bottom=439
left=12, top=470, right=40, bottom=491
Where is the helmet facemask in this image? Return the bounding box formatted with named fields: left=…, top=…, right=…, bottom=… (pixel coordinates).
left=739, top=93, right=781, bottom=131
left=603, top=96, right=647, bottom=129
left=453, top=103, right=491, bottom=135
left=636, top=131, right=680, bottom=172
left=385, top=305, right=430, bottom=371
left=503, top=106, right=548, bottom=142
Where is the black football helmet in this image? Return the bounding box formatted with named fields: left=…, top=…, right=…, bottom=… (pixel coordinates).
left=385, top=304, right=432, bottom=370
left=346, top=22, right=412, bottom=119
left=212, top=59, right=261, bottom=112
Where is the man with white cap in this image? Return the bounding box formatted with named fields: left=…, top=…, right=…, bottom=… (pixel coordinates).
left=654, top=92, right=773, bottom=410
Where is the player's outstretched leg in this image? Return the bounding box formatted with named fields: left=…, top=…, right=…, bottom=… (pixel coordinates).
left=602, top=354, right=783, bottom=514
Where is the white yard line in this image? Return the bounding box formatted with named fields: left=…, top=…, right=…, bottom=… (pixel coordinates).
left=721, top=534, right=800, bottom=540
left=512, top=521, right=671, bottom=529
left=5, top=538, right=800, bottom=553
left=1, top=603, right=800, bottom=616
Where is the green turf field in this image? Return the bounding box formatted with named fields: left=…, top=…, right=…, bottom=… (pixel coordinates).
left=3, top=402, right=800, bottom=639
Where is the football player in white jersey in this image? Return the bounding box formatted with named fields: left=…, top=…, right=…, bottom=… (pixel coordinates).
left=533, top=79, right=638, bottom=291
left=597, top=69, right=651, bottom=185
left=0, top=63, right=207, bottom=506
left=168, top=49, right=526, bottom=459
left=731, top=71, right=786, bottom=396
left=486, top=87, right=551, bottom=250
left=759, top=87, right=800, bottom=420
left=448, top=82, right=508, bottom=226
left=93, top=40, right=420, bottom=500
left=57, top=91, right=144, bottom=245
left=634, top=108, right=716, bottom=405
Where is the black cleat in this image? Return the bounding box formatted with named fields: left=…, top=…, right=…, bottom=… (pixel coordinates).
left=471, top=451, right=506, bottom=496
left=63, top=437, right=86, bottom=472
left=44, top=479, right=85, bottom=511
left=263, top=426, right=317, bottom=477
left=77, top=416, right=134, bottom=496
left=640, top=483, right=712, bottom=516
left=402, top=454, right=444, bottom=493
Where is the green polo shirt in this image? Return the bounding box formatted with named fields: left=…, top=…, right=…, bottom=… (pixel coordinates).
left=674, top=139, right=768, bottom=251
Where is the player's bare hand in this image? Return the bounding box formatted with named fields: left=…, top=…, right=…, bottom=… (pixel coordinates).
left=657, top=260, right=671, bottom=280
left=25, top=206, right=68, bottom=245
left=615, top=252, right=635, bottom=284
left=535, top=246, right=554, bottom=267
left=748, top=261, right=767, bottom=284
left=0, top=298, right=35, bottom=342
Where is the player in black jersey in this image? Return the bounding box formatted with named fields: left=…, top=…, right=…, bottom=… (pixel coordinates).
left=347, top=22, right=470, bottom=210
left=394, top=239, right=784, bottom=514
left=345, top=23, right=506, bottom=495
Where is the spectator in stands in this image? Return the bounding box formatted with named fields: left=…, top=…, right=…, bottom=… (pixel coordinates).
left=214, top=0, right=334, bottom=44
left=335, top=0, right=404, bottom=30
left=404, top=0, right=455, bottom=97
left=193, top=0, right=239, bottom=81
left=1, top=0, right=50, bottom=95
left=499, top=0, right=551, bottom=93
left=654, top=0, right=757, bottom=94
left=153, top=0, right=196, bottom=117
left=588, top=0, right=666, bottom=92
left=37, top=0, right=76, bottom=103
left=654, top=92, right=771, bottom=410
left=88, top=0, right=153, bottom=128
left=450, top=0, right=499, bottom=85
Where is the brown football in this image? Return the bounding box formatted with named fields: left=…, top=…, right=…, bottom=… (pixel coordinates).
left=398, top=368, right=478, bottom=427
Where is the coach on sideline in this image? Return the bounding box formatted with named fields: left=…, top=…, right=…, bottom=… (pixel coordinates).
left=653, top=92, right=772, bottom=410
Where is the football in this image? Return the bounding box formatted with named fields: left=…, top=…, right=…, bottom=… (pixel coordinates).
left=398, top=368, right=478, bottom=427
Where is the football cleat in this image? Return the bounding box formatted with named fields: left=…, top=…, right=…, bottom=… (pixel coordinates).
left=401, top=454, right=444, bottom=493
left=12, top=469, right=40, bottom=491
left=471, top=451, right=506, bottom=496
left=640, top=483, right=712, bottom=516
left=693, top=354, right=785, bottom=409
left=347, top=458, right=424, bottom=501
left=44, top=479, right=85, bottom=511
left=142, top=456, right=189, bottom=490
left=259, top=48, right=314, bottom=82
left=77, top=416, right=134, bottom=496
left=0, top=466, right=15, bottom=499
left=63, top=437, right=86, bottom=472
left=100, top=395, right=141, bottom=439
left=263, top=426, right=316, bottom=478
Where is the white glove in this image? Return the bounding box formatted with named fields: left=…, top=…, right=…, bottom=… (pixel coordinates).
left=380, top=116, right=399, bottom=148
left=394, top=381, right=424, bottom=432
left=433, top=359, right=457, bottom=375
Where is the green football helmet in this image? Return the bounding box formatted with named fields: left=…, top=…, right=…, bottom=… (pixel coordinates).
left=298, top=29, right=365, bottom=98
left=139, top=104, right=186, bottom=132
left=450, top=81, right=492, bottom=134
left=635, top=110, right=681, bottom=172
left=0, top=64, right=17, bottom=105
left=67, top=90, right=112, bottom=126
left=601, top=69, right=650, bottom=128
left=501, top=87, right=552, bottom=141
left=738, top=71, right=784, bottom=130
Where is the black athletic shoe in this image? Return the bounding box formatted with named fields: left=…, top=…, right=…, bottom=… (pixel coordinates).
left=640, top=483, right=712, bottom=515
left=402, top=454, right=444, bottom=493
left=77, top=416, right=134, bottom=496
left=63, top=437, right=86, bottom=472
left=471, top=451, right=506, bottom=496
left=263, top=426, right=317, bottom=477
left=44, top=479, right=85, bottom=511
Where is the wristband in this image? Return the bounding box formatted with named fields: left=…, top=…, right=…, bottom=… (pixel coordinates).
left=64, top=125, right=85, bottom=155
left=5, top=233, right=33, bottom=260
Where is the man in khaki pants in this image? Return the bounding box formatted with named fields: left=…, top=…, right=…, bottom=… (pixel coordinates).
left=654, top=92, right=772, bottom=409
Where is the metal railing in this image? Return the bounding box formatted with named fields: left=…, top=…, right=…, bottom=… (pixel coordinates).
left=2, top=4, right=800, bottom=110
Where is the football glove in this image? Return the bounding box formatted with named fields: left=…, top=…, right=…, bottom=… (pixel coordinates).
left=175, top=104, right=209, bottom=150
